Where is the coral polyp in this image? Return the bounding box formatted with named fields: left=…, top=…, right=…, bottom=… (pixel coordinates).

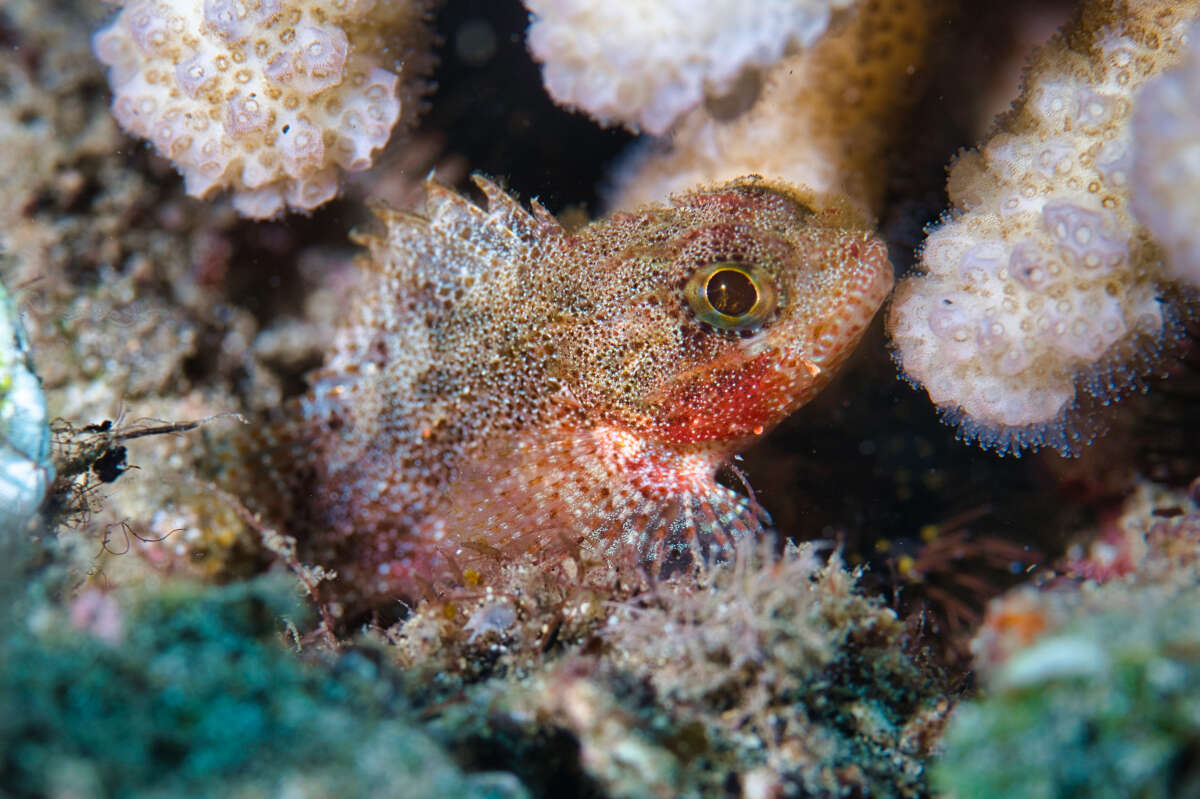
left=13, top=0, right=1200, bottom=793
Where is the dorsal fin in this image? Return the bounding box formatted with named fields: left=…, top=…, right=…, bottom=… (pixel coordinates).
left=358, top=175, right=565, bottom=287
left=529, top=196, right=559, bottom=229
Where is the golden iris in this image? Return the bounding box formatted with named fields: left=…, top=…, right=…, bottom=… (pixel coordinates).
left=684, top=262, right=777, bottom=331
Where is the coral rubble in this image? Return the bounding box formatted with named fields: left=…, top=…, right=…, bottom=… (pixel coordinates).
left=92, top=0, right=433, bottom=217
left=11, top=0, right=1200, bottom=795
left=938, top=593, right=1200, bottom=798
left=401, top=544, right=949, bottom=798
left=585, top=545, right=948, bottom=797
left=524, top=0, right=855, bottom=136
left=0, top=0, right=348, bottom=586
left=0, top=572, right=528, bottom=798
left=888, top=0, right=1200, bottom=455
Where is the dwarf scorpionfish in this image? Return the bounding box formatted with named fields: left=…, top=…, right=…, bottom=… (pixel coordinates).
left=244, top=176, right=892, bottom=608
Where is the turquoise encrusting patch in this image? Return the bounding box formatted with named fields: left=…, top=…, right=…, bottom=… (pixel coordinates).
left=0, top=577, right=528, bottom=799
left=0, top=277, right=54, bottom=535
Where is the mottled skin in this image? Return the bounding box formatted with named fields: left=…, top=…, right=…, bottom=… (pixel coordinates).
left=247, top=176, right=892, bottom=607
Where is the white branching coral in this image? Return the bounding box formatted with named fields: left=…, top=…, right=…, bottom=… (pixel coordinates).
left=92, top=0, right=431, bottom=218
left=1132, top=20, right=1200, bottom=290
left=525, top=0, right=856, bottom=136
left=888, top=0, right=1200, bottom=456
left=608, top=0, right=936, bottom=220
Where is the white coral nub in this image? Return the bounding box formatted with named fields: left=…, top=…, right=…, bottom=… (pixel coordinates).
left=525, top=0, right=854, bottom=135
left=93, top=0, right=408, bottom=218
left=889, top=6, right=1199, bottom=456
left=1132, top=21, right=1200, bottom=290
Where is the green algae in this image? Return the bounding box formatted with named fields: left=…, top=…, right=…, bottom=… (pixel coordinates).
left=0, top=576, right=528, bottom=799
left=934, top=591, right=1200, bottom=799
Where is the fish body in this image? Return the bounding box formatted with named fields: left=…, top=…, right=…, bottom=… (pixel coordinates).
left=249, top=177, right=892, bottom=605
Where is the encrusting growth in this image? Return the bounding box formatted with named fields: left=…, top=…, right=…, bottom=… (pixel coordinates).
left=92, top=0, right=433, bottom=218
left=228, top=177, right=893, bottom=610
left=0, top=278, right=53, bottom=535
left=936, top=482, right=1200, bottom=797
left=888, top=0, right=1200, bottom=455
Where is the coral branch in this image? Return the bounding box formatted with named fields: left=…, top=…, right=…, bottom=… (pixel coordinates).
left=92, top=0, right=433, bottom=218
left=1132, top=20, right=1200, bottom=289
left=525, top=0, right=856, bottom=136
left=888, top=0, right=1200, bottom=455
left=608, top=0, right=940, bottom=219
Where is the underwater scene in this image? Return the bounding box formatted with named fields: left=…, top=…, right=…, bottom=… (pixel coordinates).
left=3, top=0, right=1200, bottom=795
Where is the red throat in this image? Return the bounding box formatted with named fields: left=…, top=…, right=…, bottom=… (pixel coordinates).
left=647, top=349, right=818, bottom=446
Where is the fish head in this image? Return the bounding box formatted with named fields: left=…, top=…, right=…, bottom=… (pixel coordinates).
left=549, top=178, right=894, bottom=456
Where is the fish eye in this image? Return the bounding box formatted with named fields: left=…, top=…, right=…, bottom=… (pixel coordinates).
left=684, top=262, right=777, bottom=332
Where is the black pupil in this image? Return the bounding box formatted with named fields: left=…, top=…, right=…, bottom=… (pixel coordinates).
left=705, top=269, right=758, bottom=317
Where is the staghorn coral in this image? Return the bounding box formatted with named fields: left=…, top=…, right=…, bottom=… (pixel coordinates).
left=607, top=0, right=940, bottom=219
left=1131, top=19, right=1200, bottom=289
left=524, top=0, right=855, bottom=136
left=92, top=0, right=433, bottom=218
left=888, top=0, right=1200, bottom=455
left=222, top=176, right=893, bottom=613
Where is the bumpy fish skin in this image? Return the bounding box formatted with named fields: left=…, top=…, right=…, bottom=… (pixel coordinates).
left=251, top=176, right=892, bottom=606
